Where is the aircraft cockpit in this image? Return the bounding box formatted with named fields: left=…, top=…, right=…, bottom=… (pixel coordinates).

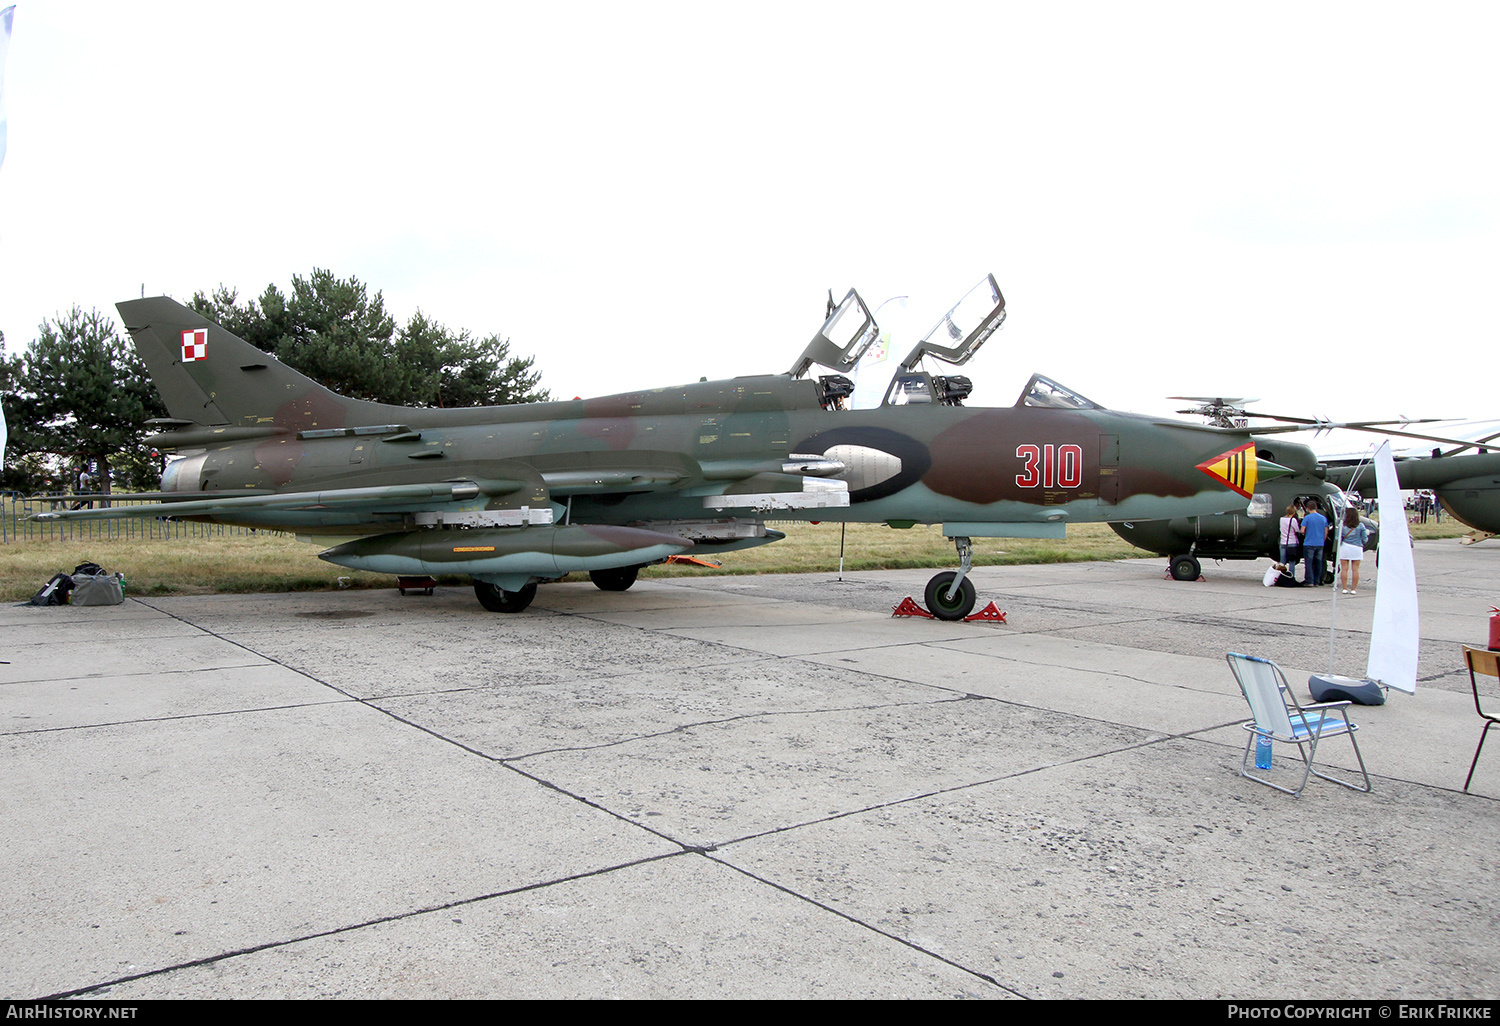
left=788, top=274, right=1007, bottom=411
left=815, top=373, right=855, bottom=409
left=883, top=372, right=974, bottom=407
left=1016, top=374, right=1103, bottom=411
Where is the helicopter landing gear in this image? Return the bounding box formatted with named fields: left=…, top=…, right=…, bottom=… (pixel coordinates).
left=1168, top=554, right=1201, bottom=582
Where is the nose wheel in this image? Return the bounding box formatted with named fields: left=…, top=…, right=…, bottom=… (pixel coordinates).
left=924, top=536, right=978, bottom=620
left=924, top=571, right=977, bottom=620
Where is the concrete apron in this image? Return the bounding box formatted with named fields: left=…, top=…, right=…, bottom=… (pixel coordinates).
left=1, top=540, right=1495, bottom=999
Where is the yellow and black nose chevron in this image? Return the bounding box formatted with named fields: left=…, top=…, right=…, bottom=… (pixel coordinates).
left=1197, top=443, right=1293, bottom=498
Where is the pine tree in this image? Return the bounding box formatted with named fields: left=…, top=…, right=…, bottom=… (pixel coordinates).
left=6, top=308, right=166, bottom=494
left=190, top=269, right=547, bottom=407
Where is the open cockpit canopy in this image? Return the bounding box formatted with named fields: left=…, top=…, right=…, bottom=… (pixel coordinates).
left=787, top=288, right=879, bottom=381
left=896, top=274, right=1005, bottom=373
left=789, top=275, right=1007, bottom=410
left=791, top=277, right=1092, bottom=414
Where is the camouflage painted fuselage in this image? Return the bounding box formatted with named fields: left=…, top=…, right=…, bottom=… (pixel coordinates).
left=149, top=372, right=1274, bottom=535
left=47, top=297, right=1306, bottom=592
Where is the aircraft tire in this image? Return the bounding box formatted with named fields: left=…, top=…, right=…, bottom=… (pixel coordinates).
left=589, top=565, right=640, bottom=592
left=1169, top=555, right=1201, bottom=582
left=925, top=571, right=977, bottom=621
left=474, top=580, right=537, bottom=613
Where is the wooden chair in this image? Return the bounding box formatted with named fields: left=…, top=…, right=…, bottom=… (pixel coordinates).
left=1462, top=646, right=1500, bottom=792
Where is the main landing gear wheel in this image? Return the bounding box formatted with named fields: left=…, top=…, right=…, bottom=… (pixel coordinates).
left=925, top=571, right=977, bottom=621
left=474, top=580, right=537, bottom=613
left=1169, top=554, right=1201, bottom=582
left=589, top=565, right=640, bottom=592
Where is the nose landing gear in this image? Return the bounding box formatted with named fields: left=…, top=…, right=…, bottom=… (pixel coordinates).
left=923, top=536, right=978, bottom=620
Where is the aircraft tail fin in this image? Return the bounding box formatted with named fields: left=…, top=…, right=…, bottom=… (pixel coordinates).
left=116, top=297, right=397, bottom=430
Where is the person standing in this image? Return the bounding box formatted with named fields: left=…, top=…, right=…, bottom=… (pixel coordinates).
left=71, top=463, right=96, bottom=510
left=1279, top=503, right=1304, bottom=583
left=1301, top=499, right=1329, bottom=586
left=1338, top=508, right=1370, bottom=594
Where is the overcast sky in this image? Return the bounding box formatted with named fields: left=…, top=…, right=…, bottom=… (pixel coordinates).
left=1, top=2, right=1496, bottom=434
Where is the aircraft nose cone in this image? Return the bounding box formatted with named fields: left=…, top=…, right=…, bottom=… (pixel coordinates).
left=1196, top=442, right=1293, bottom=498
left=1255, top=457, right=1295, bottom=484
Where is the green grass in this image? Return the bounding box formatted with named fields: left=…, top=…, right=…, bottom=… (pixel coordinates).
left=642, top=521, right=1140, bottom=578
left=0, top=521, right=1142, bottom=602
left=0, top=513, right=1481, bottom=603
left=0, top=530, right=390, bottom=601
left=1407, top=518, right=1473, bottom=541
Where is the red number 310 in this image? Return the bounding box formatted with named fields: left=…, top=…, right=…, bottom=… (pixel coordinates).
left=1016, top=444, right=1083, bottom=489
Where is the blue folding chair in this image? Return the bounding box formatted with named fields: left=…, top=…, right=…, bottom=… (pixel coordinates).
left=1227, top=652, right=1371, bottom=797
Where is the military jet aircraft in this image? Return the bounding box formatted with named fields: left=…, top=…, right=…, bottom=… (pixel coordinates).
left=39, top=278, right=1302, bottom=617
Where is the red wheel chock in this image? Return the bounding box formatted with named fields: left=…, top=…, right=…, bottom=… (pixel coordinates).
left=892, top=597, right=1008, bottom=623
left=964, top=602, right=1007, bottom=623
left=891, top=597, right=935, bottom=618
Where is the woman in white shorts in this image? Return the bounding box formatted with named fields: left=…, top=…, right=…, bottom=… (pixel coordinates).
left=1338, top=508, right=1370, bottom=594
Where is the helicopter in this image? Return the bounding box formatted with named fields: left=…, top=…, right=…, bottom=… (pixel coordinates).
left=1106, top=397, right=1422, bottom=581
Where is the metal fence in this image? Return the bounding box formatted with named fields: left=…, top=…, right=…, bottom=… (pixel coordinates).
left=1, top=492, right=262, bottom=544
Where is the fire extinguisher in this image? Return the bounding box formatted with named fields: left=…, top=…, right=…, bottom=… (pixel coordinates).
left=1490, top=607, right=1500, bottom=650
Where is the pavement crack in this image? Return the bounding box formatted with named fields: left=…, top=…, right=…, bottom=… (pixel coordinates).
left=0, top=662, right=271, bottom=687
left=0, top=699, right=353, bottom=736
left=699, top=733, right=1176, bottom=851
left=127, top=597, right=365, bottom=702
left=701, top=853, right=1027, bottom=999
left=40, top=850, right=694, bottom=1001
left=499, top=695, right=973, bottom=761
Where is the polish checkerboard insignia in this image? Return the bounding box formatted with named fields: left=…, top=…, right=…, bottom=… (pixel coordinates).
left=181, top=328, right=207, bottom=362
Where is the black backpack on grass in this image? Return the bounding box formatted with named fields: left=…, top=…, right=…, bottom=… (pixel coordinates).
left=28, top=573, right=74, bottom=606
